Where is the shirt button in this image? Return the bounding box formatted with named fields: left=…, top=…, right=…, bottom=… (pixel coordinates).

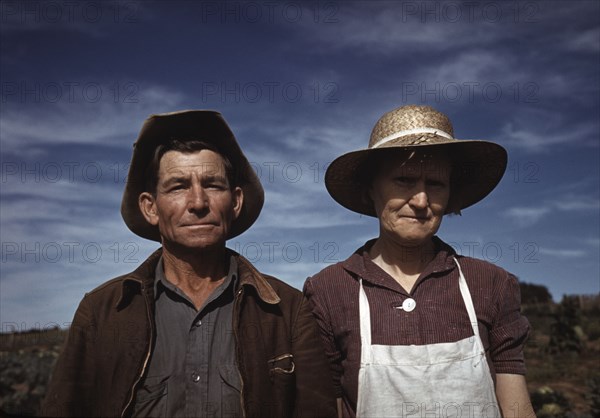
left=402, top=298, right=417, bottom=312
left=191, top=372, right=200, bottom=383
left=196, top=320, right=202, bottom=327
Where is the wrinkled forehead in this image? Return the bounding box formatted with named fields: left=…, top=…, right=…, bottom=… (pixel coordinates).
left=159, top=149, right=227, bottom=178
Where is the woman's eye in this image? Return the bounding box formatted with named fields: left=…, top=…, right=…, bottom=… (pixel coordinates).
left=395, top=177, right=415, bottom=184
left=427, top=180, right=447, bottom=188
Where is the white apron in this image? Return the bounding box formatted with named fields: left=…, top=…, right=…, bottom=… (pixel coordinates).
left=356, top=258, right=499, bottom=418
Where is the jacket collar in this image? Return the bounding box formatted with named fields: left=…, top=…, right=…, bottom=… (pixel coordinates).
left=116, top=248, right=161, bottom=309
left=117, top=247, right=280, bottom=309
left=235, top=251, right=281, bottom=304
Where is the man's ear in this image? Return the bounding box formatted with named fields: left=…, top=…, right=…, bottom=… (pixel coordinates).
left=139, top=192, right=159, bottom=226
left=232, top=186, right=244, bottom=220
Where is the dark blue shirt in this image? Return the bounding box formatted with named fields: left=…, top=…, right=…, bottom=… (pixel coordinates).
left=132, top=255, right=242, bottom=418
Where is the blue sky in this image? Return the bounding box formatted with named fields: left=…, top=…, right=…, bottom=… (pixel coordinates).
left=1, top=0, right=599, bottom=330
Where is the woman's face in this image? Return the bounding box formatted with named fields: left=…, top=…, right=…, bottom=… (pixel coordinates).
left=369, top=152, right=451, bottom=248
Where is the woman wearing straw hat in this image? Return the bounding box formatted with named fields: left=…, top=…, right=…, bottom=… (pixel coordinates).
left=304, top=105, right=535, bottom=417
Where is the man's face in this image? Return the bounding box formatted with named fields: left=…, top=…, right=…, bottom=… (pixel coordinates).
left=369, top=154, right=451, bottom=248
left=139, top=149, right=243, bottom=252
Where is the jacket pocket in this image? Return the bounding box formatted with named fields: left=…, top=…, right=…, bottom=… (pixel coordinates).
left=268, top=353, right=296, bottom=417
left=268, top=353, right=295, bottom=375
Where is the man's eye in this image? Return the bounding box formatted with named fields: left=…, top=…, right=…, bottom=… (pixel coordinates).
left=206, top=181, right=228, bottom=190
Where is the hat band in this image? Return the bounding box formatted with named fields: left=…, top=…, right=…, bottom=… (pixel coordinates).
left=371, top=127, right=454, bottom=149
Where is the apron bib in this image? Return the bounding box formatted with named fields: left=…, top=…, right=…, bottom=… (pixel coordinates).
left=356, top=258, right=499, bottom=418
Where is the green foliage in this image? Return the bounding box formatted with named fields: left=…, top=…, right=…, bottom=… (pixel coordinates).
left=548, top=296, right=585, bottom=354
left=587, top=377, right=600, bottom=418
left=583, top=317, right=600, bottom=342
left=531, top=386, right=573, bottom=418
left=580, top=295, right=600, bottom=342
left=579, top=295, right=600, bottom=315
left=520, top=282, right=553, bottom=305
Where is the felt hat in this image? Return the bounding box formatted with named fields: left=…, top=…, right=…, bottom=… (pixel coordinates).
left=121, top=110, right=263, bottom=241
left=325, top=105, right=507, bottom=216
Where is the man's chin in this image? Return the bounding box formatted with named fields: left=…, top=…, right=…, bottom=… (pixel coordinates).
left=163, top=237, right=227, bottom=254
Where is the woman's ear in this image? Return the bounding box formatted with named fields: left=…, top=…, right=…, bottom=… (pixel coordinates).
left=139, top=192, right=159, bottom=226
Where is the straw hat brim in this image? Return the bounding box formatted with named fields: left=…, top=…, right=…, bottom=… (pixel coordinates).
left=121, top=110, right=264, bottom=242
left=325, top=136, right=507, bottom=216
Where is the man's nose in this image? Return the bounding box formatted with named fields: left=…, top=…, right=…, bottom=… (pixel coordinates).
left=187, top=184, right=208, bottom=211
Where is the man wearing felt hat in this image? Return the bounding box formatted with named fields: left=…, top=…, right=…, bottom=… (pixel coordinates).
left=304, top=105, right=536, bottom=417
left=42, top=110, right=337, bottom=418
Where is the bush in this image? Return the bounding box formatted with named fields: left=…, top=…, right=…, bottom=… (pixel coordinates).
left=587, top=377, right=600, bottom=418
left=548, top=296, right=585, bottom=354
left=531, top=386, right=573, bottom=418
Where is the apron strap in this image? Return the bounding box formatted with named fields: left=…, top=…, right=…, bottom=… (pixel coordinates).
left=453, top=257, right=481, bottom=340
left=358, top=279, right=372, bottom=363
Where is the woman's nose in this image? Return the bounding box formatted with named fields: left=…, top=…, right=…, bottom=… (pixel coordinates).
left=409, top=182, right=428, bottom=208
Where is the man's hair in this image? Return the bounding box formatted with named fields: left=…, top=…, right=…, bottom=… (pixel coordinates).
left=144, top=139, right=237, bottom=194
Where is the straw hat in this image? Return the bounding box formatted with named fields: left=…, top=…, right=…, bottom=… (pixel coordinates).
left=121, top=110, right=264, bottom=242
left=325, top=105, right=507, bottom=216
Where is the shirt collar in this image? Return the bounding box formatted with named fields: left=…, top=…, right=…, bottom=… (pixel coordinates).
left=118, top=247, right=281, bottom=308
left=341, top=236, right=458, bottom=286
left=154, top=253, right=239, bottom=301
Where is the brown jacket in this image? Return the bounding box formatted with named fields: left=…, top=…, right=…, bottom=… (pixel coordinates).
left=41, top=249, right=337, bottom=418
